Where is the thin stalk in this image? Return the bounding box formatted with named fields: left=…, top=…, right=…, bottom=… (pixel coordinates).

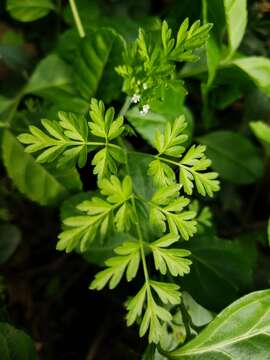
left=68, top=0, right=86, bottom=38
left=121, top=138, right=151, bottom=287
left=201, top=0, right=208, bottom=24
left=156, top=154, right=180, bottom=167
left=179, top=301, right=192, bottom=341
left=117, top=136, right=151, bottom=292
left=119, top=96, right=132, bottom=117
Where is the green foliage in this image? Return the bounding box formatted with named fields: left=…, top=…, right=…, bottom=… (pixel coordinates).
left=233, top=57, right=270, bottom=96
left=250, top=121, right=270, bottom=156
left=57, top=175, right=133, bottom=252
left=0, top=322, right=37, bottom=360
left=181, top=235, right=257, bottom=310
left=3, top=130, right=81, bottom=206
left=268, top=218, right=270, bottom=247
left=168, top=290, right=270, bottom=359
left=150, top=185, right=197, bottom=239
left=2, top=0, right=270, bottom=356
left=23, top=54, right=88, bottom=113
left=73, top=28, right=125, bottom=103
left=0, top=224, right=21, bottom=264
left=7, top=0, right=55, bottom=22
left=149, top=117, right=220, bottom=196
left=15, top=97, right=217, bottom=342
left=224, top=0, right=247, bottom=55
left=116, top=18, right=212, bottom=105
left=150, top=234, right=192, bottom=276
left=198, top=131, right=264, bottom=185
left=18, top=112, right=89, bottom=168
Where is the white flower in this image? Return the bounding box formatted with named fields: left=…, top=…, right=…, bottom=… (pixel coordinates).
left=140, top=104, right=150, bottom=115
left=131, top=94, right=140, bottom=104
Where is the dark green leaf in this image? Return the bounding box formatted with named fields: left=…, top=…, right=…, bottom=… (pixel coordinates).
left=181, top=235, right=257, bottom=310
left=198, top=131, right=264, bottom=184
left=24, top=54, right=88, bottom=113
left=73, top=28, right=125, bottom=103
left=0, top=322, right=37, bottom=359
left=0, top=224, right=21, bottom=264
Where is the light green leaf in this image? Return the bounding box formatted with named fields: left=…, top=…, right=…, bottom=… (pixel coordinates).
left=148, top=159, right=176, bottom=188
left=60, top=192, right=128, bottom=266
left=0, top=224, right=21, bottom=264
left=18, top=111, right=89, bottom=168
left=182, top=292, right=214, bottom=327
left=89, top=98, right=124, bottom=140
left=99, top=175, right=132, bottom=204
left=92, top=145, right=124, bottom=180
left=90, top=241, right=140, bottom=290
left=233, top=56, right=270, bottom=96
left=2, top=130, right=70, bottom=206
left=250, top=121, right=270, bottom=156
left=0, top=322, right=37, bottom=360
left=169, top=289, right=270, bottom=359
left=150, top=234, right=192, bottom=276
left=7, top=0, right=55, bottom=22
left=224, top=0, right=247, bottom=55
left=169, top=19, right=213, bottom=61
left=126, top=284, right=147, bottom=326
left=198, top=131, right=264, bottom=184
left=58, top=176, right=133, bottom=252
left=150, top=186, right=196, bottom=240
left=153, top=116, right=188, bottom=157
left=150, top=281, right=181, bottom=305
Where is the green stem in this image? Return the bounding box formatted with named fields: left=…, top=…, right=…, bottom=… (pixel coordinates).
left=68, top=0, right=86, bottom=38
left=86, top=142, right=122, bottom=150
left=116, top=98, right=151, bottom=287
left=180, top=301, right=192, bottom=341
left=202, top=0, right=208, bottom=24
left=156, top=154, right=180, bottom=167
left=118, top=136, right=151, bottom=290
left=119, top=96, right=132, bottom=117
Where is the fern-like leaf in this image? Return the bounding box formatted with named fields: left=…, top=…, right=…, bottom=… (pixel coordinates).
left=18, top=112, right=89, bottom=167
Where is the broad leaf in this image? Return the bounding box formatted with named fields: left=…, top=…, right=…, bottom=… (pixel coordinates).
left=181, top=236, right=257, bottom=310
left=250, top=121, right=270, bottom=156
left=224, top=0, right=247, bottom=55
left=2, top=130, right=71, bottom=206
left=198, top=131, right=264, bottom=184
left=6, top=0, right=55, bottom=22
left=0, top=322, right=37, bottom=360
left=0, top=224, right=21, bottom=264
left=73, top=28, right=125, bottom=103
left=24, top=54, right=88, bottom=113
left=233, top=57, right=270, bottom=96
left=169, top=289, right=270, bottom=359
